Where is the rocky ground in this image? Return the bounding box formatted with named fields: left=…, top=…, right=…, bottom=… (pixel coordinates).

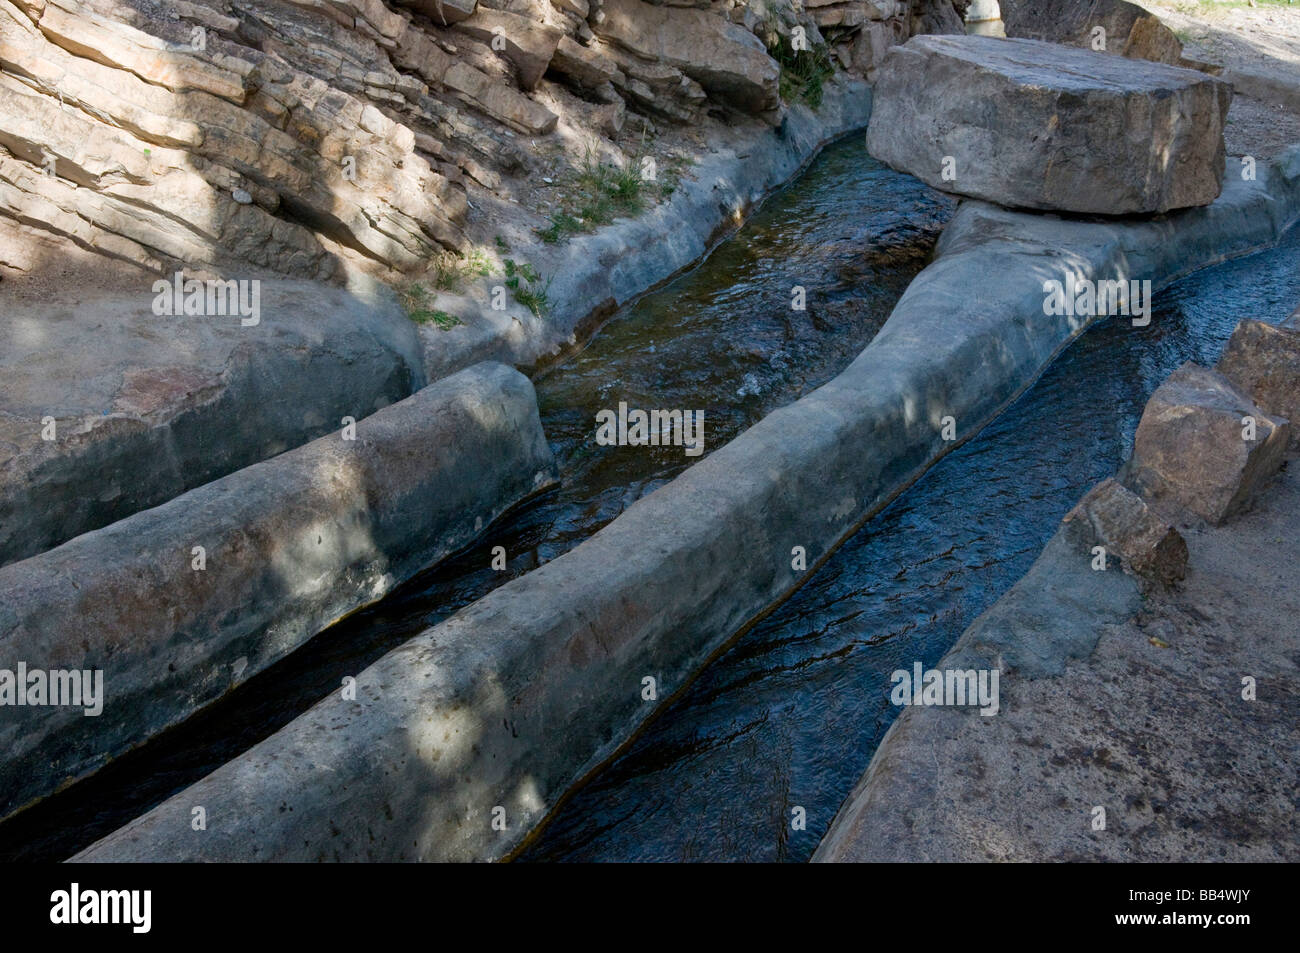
left=1148, top=0, right=1300, bottom=156
left=816, top=307, right=1300, bottom=862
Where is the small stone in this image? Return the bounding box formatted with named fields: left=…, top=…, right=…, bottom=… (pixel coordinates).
left=1063, top=477, right=1188, bottom=586
left=232, top=188, right=253, bottom=205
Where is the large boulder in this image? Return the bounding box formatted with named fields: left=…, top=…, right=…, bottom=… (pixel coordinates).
left=594, top=0, right=780, bottom=116
left=1123, top=363, right=1289, bottom=525
left=1216, top=319, right=1300, bottom=450
left=866, top=35, right=1231, bottom=214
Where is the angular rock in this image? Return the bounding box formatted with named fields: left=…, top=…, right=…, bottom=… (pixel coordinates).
left=453, top=8, right=563, bottom=91
left=444, top=60, right=559, bottom=134
left=1216, top=319, right=1300, bottom=450
left=1000, top=0, right=1185, bottom=66
left=393, top=0, right=478, bottom=25
left=1062, top=477, right=1188, bottom=586
left=867, top=35, right=1231, bottom=215
left=549, top=34, right=623, bottom=90
left=1124, top=363, right=1290, bottom=525
left=594, top=0, right=780, bottom=116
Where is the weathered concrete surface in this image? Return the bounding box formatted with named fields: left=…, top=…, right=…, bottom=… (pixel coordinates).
left=1123, top=362, right=1289, bottom=525
left=0, top=362, right=555, bottom=823
left=417, top=77, right=875, bottom=382
left=0, top=280, right=425, bottom=568
left=73, top=147, right=1300, bottom=864
left=867, top=35, right=1231, bottom=214
left=814, top=453, right=1300, bottom=862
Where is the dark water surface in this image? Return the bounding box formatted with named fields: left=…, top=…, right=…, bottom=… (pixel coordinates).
left=0, top=136, right=950, bottom=861
left=518, top=224, right=1300, bottom=862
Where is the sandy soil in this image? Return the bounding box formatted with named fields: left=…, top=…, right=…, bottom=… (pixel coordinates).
left=1147, top=0, right=1300, bottom=156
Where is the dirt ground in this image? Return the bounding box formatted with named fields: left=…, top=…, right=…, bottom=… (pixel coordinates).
left=1147, top=0, right=1300, bottom=156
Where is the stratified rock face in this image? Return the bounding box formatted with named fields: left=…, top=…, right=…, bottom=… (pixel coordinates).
left=1062, top=477, right=1187, bottom=586
left=1216, top=319, right=1300, bottom=450
left=867, top=35, right=1231, bottom=214
left=0, top=0, right=796, bottom=280
left=594, top=0, right=780, bottom=115
left=1125, top=363, right=1289, bottom=525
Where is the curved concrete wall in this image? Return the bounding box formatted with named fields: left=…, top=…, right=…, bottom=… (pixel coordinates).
left=416, top=78, right=876, bottom=382
left=75, top=147, right=1300, bottom=863
left=0, top=361, right=555, bottom=823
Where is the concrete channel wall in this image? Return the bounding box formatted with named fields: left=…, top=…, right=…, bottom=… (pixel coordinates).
left=0, top=362, right=555, bottom=823
left=0, top=282, right=427, bottom=569
left=417, top=78, right=875, bottom=382
left=75, top=147, right=1300, bottom=863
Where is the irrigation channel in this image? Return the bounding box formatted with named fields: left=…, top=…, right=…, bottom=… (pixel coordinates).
left=4, top=138, right=1299, bottom=862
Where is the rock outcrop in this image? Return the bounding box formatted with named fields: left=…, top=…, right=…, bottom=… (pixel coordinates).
left=1123, top=362, right=1289, bottom=525
left=1, top=0, right=880, bottom=282
left=867, top=35, right=1232, bottom=215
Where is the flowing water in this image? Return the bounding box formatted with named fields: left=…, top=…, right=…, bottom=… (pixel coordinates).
left=519, top=224, right=1300, bottom=863
left=0, top=136, right=950, bottom=861
left=5, top=132, right=1296, bottom=863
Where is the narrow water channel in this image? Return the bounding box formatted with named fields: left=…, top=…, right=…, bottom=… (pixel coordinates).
left=0, top=136, right=950, bottom=861
left=519, top=223, right=1300, bottom=863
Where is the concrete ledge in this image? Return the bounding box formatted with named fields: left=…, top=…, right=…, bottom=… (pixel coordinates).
left=0, top=280, right=426, bottom=569
left=0, top=361, right=555, bottom=823
left=813, top=458, right=1300, bottom=862
left=74, top=147, right=1300, bottom=863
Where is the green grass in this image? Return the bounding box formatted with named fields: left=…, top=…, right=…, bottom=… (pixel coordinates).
left=537, top=147, right=683, bottom=244
left=399, top=283, right=461, bottom=329
left=503, top=258, right=552, bottom=316
left=766, top=26, right=835, bottom=110
left=430, top=247, right=491, bottom=292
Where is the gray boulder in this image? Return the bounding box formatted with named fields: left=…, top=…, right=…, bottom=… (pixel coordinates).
left=1123, top=363, right=1289, bottom=525
left=867, top=35, right=1231, bottom=214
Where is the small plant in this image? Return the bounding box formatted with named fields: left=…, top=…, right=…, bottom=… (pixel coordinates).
left=503, top=258, right=552, bottom=316
left=431, top=247, right=491, bottom=292
left=494, top=234, right=511, bottom=253
left=536, top=143, right=686, bottom=244
left=766, top=22, right=835, bottom=109
left=399, top=283, right=461, bottom=329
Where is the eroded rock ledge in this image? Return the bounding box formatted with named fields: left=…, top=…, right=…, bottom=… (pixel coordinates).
left=0, top=0, right=940, bottom=281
